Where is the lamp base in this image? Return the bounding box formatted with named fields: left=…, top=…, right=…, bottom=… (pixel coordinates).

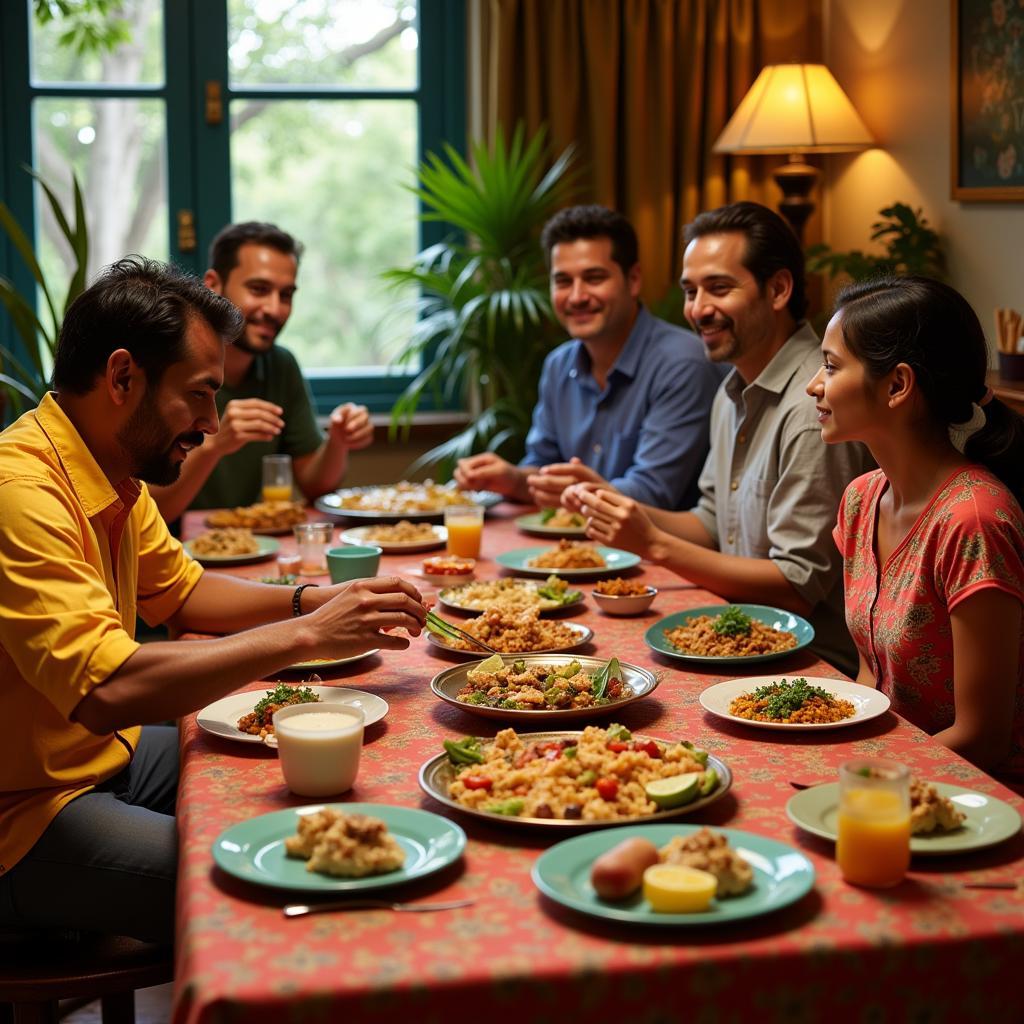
left=772, top=160, right=819, bottom=243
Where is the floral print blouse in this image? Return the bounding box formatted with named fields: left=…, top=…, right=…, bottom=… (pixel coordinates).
left=834, top=467, right=1024, bottom=778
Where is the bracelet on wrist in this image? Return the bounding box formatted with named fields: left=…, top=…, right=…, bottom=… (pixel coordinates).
left=292, top=583, right=319, bottom=618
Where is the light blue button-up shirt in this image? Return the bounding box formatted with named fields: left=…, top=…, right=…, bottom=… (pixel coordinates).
left=521, top=307, right=726, bottom=509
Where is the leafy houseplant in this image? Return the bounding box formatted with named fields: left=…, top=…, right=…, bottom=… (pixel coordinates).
left=385, top=124, right=576, bottom=476
left=0, top=169, right=89, bottom=417
left=806, top=202, right=946, bottom=283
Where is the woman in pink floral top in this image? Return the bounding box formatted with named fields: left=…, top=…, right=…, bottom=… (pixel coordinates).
left=807, top=276, right=1024, bottom=779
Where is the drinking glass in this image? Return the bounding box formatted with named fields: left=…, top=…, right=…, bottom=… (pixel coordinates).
left=262, top=454, right=293, bottom=503
left=293, top=522, right=334, bottom=574
left=836, top=758, right=911, bottom=888
left=445, top=504, right=484, bottom=559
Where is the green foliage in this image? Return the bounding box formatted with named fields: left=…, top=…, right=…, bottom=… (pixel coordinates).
left=33, top=0, right=131, bottom=56
left=806, top=202, right=946, bottom=283
left=385, top=124, right=577, bottom=477
left=0, top=169, right=89, bottom=415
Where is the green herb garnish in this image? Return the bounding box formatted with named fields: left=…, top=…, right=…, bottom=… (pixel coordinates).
left=750, top=677, right=834, bottom=719
left=443, top=737, right=485, bottom=765
left=712, top=606, right=753, bottom=637
left=252, top=684, right=319, bottom=724
left=605, top=722, right=631, bottom=742
left=536, top=575, right=582, bottom=605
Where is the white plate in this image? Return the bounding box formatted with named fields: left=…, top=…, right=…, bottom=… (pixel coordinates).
left=283, top=649, right=380, bottom=672
left=197, top=685, right=389, bottom=745
left=339, top=525, right=447, bottom=553
left=698, top=675, right=891, bottom=731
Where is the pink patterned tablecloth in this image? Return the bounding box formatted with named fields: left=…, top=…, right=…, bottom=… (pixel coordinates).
left=173, top=505, right=1024, bottom=1024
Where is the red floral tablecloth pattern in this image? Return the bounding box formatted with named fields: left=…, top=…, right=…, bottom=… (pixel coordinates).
left=173, top=506, right=1024, bottom=1023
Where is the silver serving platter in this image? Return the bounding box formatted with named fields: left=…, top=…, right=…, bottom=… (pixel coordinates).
left=437, top=579, right=586, bottom=617
left=425, top=621, right=594, bottom=658
left=315, top=487, right=502, bottom=522
left=430, top=653, right=658, bottom=722
left=418, top=730, right=732, bottom=829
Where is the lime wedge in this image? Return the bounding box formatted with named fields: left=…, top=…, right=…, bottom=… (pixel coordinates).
left=645, top=772, right=703, bottom=809
left=476, top=654, right=505, bottom=674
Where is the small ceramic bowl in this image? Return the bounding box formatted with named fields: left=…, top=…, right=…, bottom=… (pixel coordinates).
left=421, top=556, right=476, bottom=588
left=590, top=585, right=657, bottom=616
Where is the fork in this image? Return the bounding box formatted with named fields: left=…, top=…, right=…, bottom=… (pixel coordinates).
left=284, top=897, right=475, bottom=917
left=425, top=611, right=501, bottom=655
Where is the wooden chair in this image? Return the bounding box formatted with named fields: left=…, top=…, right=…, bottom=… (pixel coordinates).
left=0, top=931, right=172, bottom=1024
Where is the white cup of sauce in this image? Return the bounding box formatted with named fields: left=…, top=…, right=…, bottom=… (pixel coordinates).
left=272, top=703, right=364, bottom=797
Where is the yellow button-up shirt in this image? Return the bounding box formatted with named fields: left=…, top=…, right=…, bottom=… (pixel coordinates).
left=0, top=394, right=203, bottom=874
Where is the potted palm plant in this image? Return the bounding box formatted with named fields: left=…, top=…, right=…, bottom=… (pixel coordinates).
left=385, top=124, right=576, bottom=475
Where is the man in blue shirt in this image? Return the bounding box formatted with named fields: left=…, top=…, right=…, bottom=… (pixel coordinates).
left=454, top=205, right=724, bottom=509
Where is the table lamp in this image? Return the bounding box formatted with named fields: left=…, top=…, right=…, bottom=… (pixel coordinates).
left=713, top=63, right=874, bottom=242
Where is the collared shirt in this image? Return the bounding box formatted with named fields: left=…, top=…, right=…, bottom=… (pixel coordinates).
left=190, top=345, right=324, bottom=510
left=691, top=323, right=873, bottom=674
left=521, top=307, right=727, bottom=509
left=0, top=394, right=203, bottom=874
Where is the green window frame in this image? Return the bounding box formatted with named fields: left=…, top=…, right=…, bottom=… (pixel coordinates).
left=0, top=0, right=465, bottom=415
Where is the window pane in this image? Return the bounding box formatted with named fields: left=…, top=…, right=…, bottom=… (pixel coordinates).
left=228, top=0, right=417, bottom=88
left=230, top=98, right=418, bottom=372
left=34, top=98, right=168, bottom=287
left=29, top=0, right=164, bottom=86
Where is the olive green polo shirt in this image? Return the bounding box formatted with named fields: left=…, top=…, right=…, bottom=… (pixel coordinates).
left=191, top=345, right=324, bottom=510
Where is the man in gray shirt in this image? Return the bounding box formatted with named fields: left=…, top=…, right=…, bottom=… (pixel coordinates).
left=566, top=201, right=871, bottom=674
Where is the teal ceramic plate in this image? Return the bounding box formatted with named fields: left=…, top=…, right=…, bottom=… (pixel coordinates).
left=786, top=782, right=1022, bottom=856
left=212, top=803, right=466, bottom=891
left=644, top=604, right=814, bottom=665
left=184, top=535, right=279, bottom=566
left=532, top=824, right=815, bottom=925
left=496, top=545, right=642, bottom=579
left=515, top=512, right=588, bottom=538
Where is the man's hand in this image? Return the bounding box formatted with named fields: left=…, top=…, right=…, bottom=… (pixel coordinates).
left=306, top=576, right=426, bottom=657
left=328, top=403, right=374, bottom=452
left=527, top=457, right=609, bottom=508
left=209, top=398, right=284, bottom=457
left=453, top=452, right=528, bottom=498
left=563, top=483, right=660, bottom=557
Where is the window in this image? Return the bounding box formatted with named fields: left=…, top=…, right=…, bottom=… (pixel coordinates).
left=0, top=0, right=465, bottom=412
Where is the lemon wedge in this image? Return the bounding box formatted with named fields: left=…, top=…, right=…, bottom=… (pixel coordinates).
left=475, top=654, right=505, bottom=673
left=643, top=864, right=717, bottom=913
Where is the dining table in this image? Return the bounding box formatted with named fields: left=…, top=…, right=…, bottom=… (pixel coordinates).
left=172, top=503, right=1024, bottom=1024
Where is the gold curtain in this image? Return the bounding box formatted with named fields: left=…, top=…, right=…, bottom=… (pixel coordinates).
left=471, top=0, right=823, bottom=306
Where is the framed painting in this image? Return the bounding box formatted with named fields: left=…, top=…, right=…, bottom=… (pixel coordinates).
left=951, top=0, right=1024, bottom=200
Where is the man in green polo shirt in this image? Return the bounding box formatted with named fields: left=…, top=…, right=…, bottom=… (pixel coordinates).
left=149, top=222, right=373, bottom=519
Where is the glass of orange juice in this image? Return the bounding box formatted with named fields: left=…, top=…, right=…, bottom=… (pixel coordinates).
left=444, top=504, right=484, bottom=559
left=262, top=454, right=293, bottom=503
left=836, top=758, right=911, bottom=888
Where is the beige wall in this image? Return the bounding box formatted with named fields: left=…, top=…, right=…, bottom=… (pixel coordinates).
left=824, top=0, right=1024, bottom=356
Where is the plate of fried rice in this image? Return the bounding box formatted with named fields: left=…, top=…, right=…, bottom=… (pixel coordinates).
left=644, top=604, right=814, bottom=665
left=430, top=654, right=659, bottom=722
left=419, top=725, right=732, bottom=827
left=699, top=675, right=890, bottom=731
left=496, top=543, right=641, bottom=579
left=438, top=577, right=585, bottom=616
left=426, top=608, right=594, bottom=657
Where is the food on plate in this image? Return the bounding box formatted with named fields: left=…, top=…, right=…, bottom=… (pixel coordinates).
left=284, top=808, right=405, bottom=877
left=540, top=508, right=586, bottom=528
left=430, top=607, right=584, bottom=654
left=727, top=677, right=855, bottom=724
left=594, top=578, right=651, bottom=597
left=362, top=520, right=439, bottom=544
left=190, top=527, right=260, bottom=557
left=455, top=655, right=630, bottom=710
left=236, top=684, right=321, bottom=739
left=910, top=779, right=966, bottom=834
left=590, top=837, right=660, bottom=900
left=659, top=827, right=754, bottom=896
left=664, top=605, right=797, bottom=658
left=526, top=539, right=607, bottom=570
left=643, top=864, right=718, bottom=913
left=336, top=481, right=476, bottom=514
left=206, top=500, right=306, bottom=531
left=259, top=574, right=298, bottom=585
left=445, top=724, right=718, bottom=821
left=422, top=555, right=475, bottom=576
left=442, top=576, right=581, bottom=613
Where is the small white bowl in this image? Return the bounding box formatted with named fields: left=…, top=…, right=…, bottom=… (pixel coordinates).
left=421, top=557, right=476, bottom=588
left=591, top=585, right=657, bottom=616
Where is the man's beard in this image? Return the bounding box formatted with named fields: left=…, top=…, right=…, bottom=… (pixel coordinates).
left=117, top=389, right=204, bottom=486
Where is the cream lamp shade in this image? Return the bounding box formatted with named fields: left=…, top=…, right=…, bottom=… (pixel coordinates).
left=713, top=63, right=874, bottom=240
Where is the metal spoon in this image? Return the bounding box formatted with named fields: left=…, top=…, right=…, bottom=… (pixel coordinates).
left=284, top=897, right=475, bottom=917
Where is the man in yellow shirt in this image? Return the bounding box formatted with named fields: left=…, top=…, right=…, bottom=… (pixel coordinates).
left=0, top=257, right=425, bottom=944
